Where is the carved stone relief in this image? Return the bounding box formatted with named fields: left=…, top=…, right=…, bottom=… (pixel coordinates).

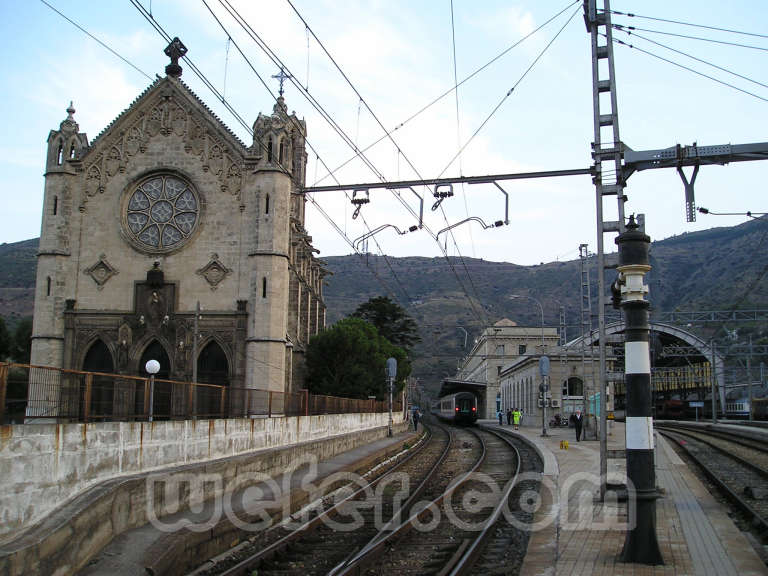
left=84, top=254, right=118, bottom=289
left=196, top=253, right=231, bottom=290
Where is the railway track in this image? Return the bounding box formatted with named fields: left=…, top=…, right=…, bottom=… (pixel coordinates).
left=334, top=426, right=542, bottom=576
left=658, top=427, right=768, bottom=537
left=189, top=422, right=452, bottom=576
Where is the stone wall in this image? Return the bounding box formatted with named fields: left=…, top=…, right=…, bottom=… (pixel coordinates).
left=0, top=411, right=404, bottom=540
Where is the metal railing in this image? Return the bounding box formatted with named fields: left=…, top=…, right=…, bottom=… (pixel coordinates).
left=0, top=362, right=402, bottom=424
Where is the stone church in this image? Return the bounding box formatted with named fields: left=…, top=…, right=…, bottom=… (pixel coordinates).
left=29, top=41, right=327, bottom=418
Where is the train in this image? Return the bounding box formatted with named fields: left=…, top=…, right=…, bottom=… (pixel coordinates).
left=431, top=391, right=478, bottom=425
left=653, top=391, right=768, bottom=421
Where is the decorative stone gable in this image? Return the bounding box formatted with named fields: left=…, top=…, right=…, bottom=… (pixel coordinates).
left=82, top=81, right=245, bottom=200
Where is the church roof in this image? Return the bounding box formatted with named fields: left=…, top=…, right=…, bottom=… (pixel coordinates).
left=88, top=76, right=248, bottom=153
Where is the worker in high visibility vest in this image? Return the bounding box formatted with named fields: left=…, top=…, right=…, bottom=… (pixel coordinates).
left=513, top=408, right=521, bottom=430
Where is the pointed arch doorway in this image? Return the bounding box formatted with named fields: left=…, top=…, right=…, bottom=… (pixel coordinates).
left=82, top=339, right=114, bottom=419
left=196, top=341, right=229, bottom=418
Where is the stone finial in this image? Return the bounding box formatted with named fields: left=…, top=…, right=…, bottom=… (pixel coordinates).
left=164, top=37, right=188, bottom=78
left=60, top=101, right=79, bottom=132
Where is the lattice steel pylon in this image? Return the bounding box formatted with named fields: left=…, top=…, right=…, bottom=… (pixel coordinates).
left=579, top=244, right=596, bottom=436
left=584, top=0, right=626, bottom=501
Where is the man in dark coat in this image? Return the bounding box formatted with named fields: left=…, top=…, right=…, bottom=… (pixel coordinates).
left=572, top=409, right=584, bottom=441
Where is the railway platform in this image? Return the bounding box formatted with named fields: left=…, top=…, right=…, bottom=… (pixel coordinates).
left=482, top=419, right=768, bottom=576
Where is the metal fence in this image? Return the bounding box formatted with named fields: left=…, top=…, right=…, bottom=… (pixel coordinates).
left=0, top=362, right=402, bottom=424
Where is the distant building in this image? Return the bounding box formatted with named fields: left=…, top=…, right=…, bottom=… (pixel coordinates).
left=28, top=41, right=326, bottom=419
left=453, top=318, right=616, bottom=430
left=454, top=318, right=559, bottom=419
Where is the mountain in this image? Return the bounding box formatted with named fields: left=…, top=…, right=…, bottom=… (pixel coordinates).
left=321, top=218, right=768, bottom=389
left=2, top=218, right=766, bottom=388
left=0, top=238, right=38, bottom=327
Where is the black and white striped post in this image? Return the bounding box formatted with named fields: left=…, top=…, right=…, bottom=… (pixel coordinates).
left=616, top=215, right=663, bottom=565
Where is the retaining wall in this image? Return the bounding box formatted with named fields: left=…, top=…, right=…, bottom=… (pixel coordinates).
left=0, top=412, right=403, bottom=540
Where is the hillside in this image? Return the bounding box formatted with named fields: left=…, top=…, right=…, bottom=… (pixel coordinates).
left=322, top=218, right=768, bottom=388
left=0, top=239, right=38, bottom=326
left=2, top=217, right=766, bottom=388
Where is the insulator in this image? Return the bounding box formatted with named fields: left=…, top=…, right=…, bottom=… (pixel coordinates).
left=351, top=189, right=370, bottom=206
left=433, top=183, right=454, bottom=200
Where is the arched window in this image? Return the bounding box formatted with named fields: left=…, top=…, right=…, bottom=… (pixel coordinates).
left=265, top=193, right=270, bottom=215
left=262, top=277, right=267, bottom=298
left=69, top=143, right=76, bottom=159
left=563, top=376, right=584, bottom=397
left=278, top=138, right=285, bottom=164
left=267, top=137, right=273, bottom=162
left=46, top=276, right=51, bottom=296
left=82, top=339, right=115, bottom=418
left=56, top=144, right=63, bottom=166
left=53, top=195, right=58, bottom=216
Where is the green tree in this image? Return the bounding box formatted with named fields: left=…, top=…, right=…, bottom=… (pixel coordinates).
left=0, top=316, right=10, bottom=361
left=352, top=296, right=420, bottom=352
left=306, top=317, right=410, bottom=399
left=11, top=318, right=32, bottom=364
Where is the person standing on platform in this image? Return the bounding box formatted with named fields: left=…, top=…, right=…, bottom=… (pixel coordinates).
left=572, top=409, right=584, bottom=441
left=513, top=408, right=521, bottom=430
left=497, top=409, right=503, bottom=425
left=412, top=408, right=421, bottom=431
left=506, top=408, right=512, bottom=425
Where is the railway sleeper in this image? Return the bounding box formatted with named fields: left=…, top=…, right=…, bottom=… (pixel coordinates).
left=744, top=485, right=768, bottom=500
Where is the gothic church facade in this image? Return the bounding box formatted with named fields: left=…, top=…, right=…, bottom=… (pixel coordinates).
left=29, top=48, right=326, bottom=418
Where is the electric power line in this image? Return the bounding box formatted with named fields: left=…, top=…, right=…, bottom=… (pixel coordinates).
left=39, top=0, right=153, bottom=81
left=608, top=34, right=768, bottom=104
left=606, top=9, right=768, bottom=40
left=612, top=25, right=768, bottom=91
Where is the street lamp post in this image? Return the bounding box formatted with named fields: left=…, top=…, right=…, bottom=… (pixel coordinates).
left=145, top=359, right=160, bottom=422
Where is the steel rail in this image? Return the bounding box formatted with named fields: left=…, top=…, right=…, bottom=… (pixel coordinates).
left=656, top=423, right=768, bottom=457
left=211, top=423, right=448, bottom=576
left=334, top=426, right=521, bottom=576
left=446, top=427, right=523, bottom=576
left=659, top=429, right=768, bottom=534
left=330, top=426, right=488, bottom=576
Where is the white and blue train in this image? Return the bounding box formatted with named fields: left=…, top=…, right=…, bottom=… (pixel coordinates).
left=431, top=391, right=478, bottom=425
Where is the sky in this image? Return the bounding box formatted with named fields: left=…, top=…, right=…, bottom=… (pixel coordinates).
left=0, top=0, right=766, bottom=266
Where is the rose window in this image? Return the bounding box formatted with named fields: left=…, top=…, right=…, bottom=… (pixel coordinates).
left=124, top=175, right=200, bottom=252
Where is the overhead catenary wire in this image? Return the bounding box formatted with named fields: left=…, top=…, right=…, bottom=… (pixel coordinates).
left=612, top=25, right=768, bottom=92
left=449, top=0, right=475, bottom=258
left=131, top=0, right=414, bottom=308
left=437, top=5, right=582, bottom=179
left=606, top=9, right=768, bottom=40
left=278, top=0, right=495, bottom=326
left=200, top=0, right=416, bottom=307
left=310, top=0, right=581, bottom=187
left=39, top=0, right=153, bottom=81
left=282, top=1, right=582, bottom=329
left=607, top=34, right=768, bottom=104
left=609, top=23, right=768, bottom=53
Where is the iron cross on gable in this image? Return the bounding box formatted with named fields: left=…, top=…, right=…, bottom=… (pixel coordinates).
left=164, top=37, right=188, bottom=78
left=271, top=68, right=291, bottom=97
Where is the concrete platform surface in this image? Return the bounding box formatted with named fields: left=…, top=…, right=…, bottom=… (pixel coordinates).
left=481, top=420, right=768, bottom=576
